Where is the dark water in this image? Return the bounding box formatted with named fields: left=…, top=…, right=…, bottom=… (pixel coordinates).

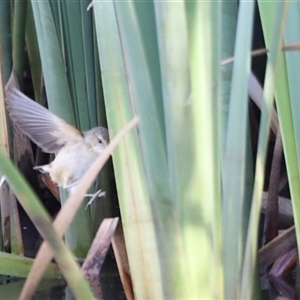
left=32, top=247, right=125, bottom=300
left=0, top=246, right=125, bottom=300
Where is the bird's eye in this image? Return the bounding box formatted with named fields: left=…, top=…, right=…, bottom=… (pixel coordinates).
left=98, top=138, right=103, bottom=144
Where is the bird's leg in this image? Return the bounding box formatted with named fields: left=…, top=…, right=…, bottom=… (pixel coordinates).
left=66, top=180, right=106, bottom=209
left=84, top=190, right=106, bottom=209
left=84, top=177, right=105, bottom=208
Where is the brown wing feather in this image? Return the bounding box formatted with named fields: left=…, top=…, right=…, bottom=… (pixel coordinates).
left=6, top=88, right=83, bottom=153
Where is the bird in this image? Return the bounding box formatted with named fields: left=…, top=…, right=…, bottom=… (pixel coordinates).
left=5, top=88, right=109, bottom=202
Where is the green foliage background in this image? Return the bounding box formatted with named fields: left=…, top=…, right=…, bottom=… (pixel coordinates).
left=0, top=0, right=299, bottom=299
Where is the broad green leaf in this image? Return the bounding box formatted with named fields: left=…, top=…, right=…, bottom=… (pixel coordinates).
left=94, top=2, right=164, bottom=298
left=221, top=1, right=255, bottom=298
left=30, top=0, right=93, bottom=256
left=185, top=2, right=223, bottom=298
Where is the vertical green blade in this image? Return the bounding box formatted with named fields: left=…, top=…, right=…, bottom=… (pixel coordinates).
left=94, top=2, right=164, bottom=298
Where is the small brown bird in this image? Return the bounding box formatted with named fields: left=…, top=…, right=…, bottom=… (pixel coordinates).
left=6, top=88, right=109, bottom=198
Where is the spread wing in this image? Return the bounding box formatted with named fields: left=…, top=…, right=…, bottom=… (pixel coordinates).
left=6, top=88, right=83, bottom=153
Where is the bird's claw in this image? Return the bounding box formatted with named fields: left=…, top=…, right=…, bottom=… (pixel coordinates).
left=0, top=176, right=6, bottom=187
left=87, top=1, right=93, bottom=11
